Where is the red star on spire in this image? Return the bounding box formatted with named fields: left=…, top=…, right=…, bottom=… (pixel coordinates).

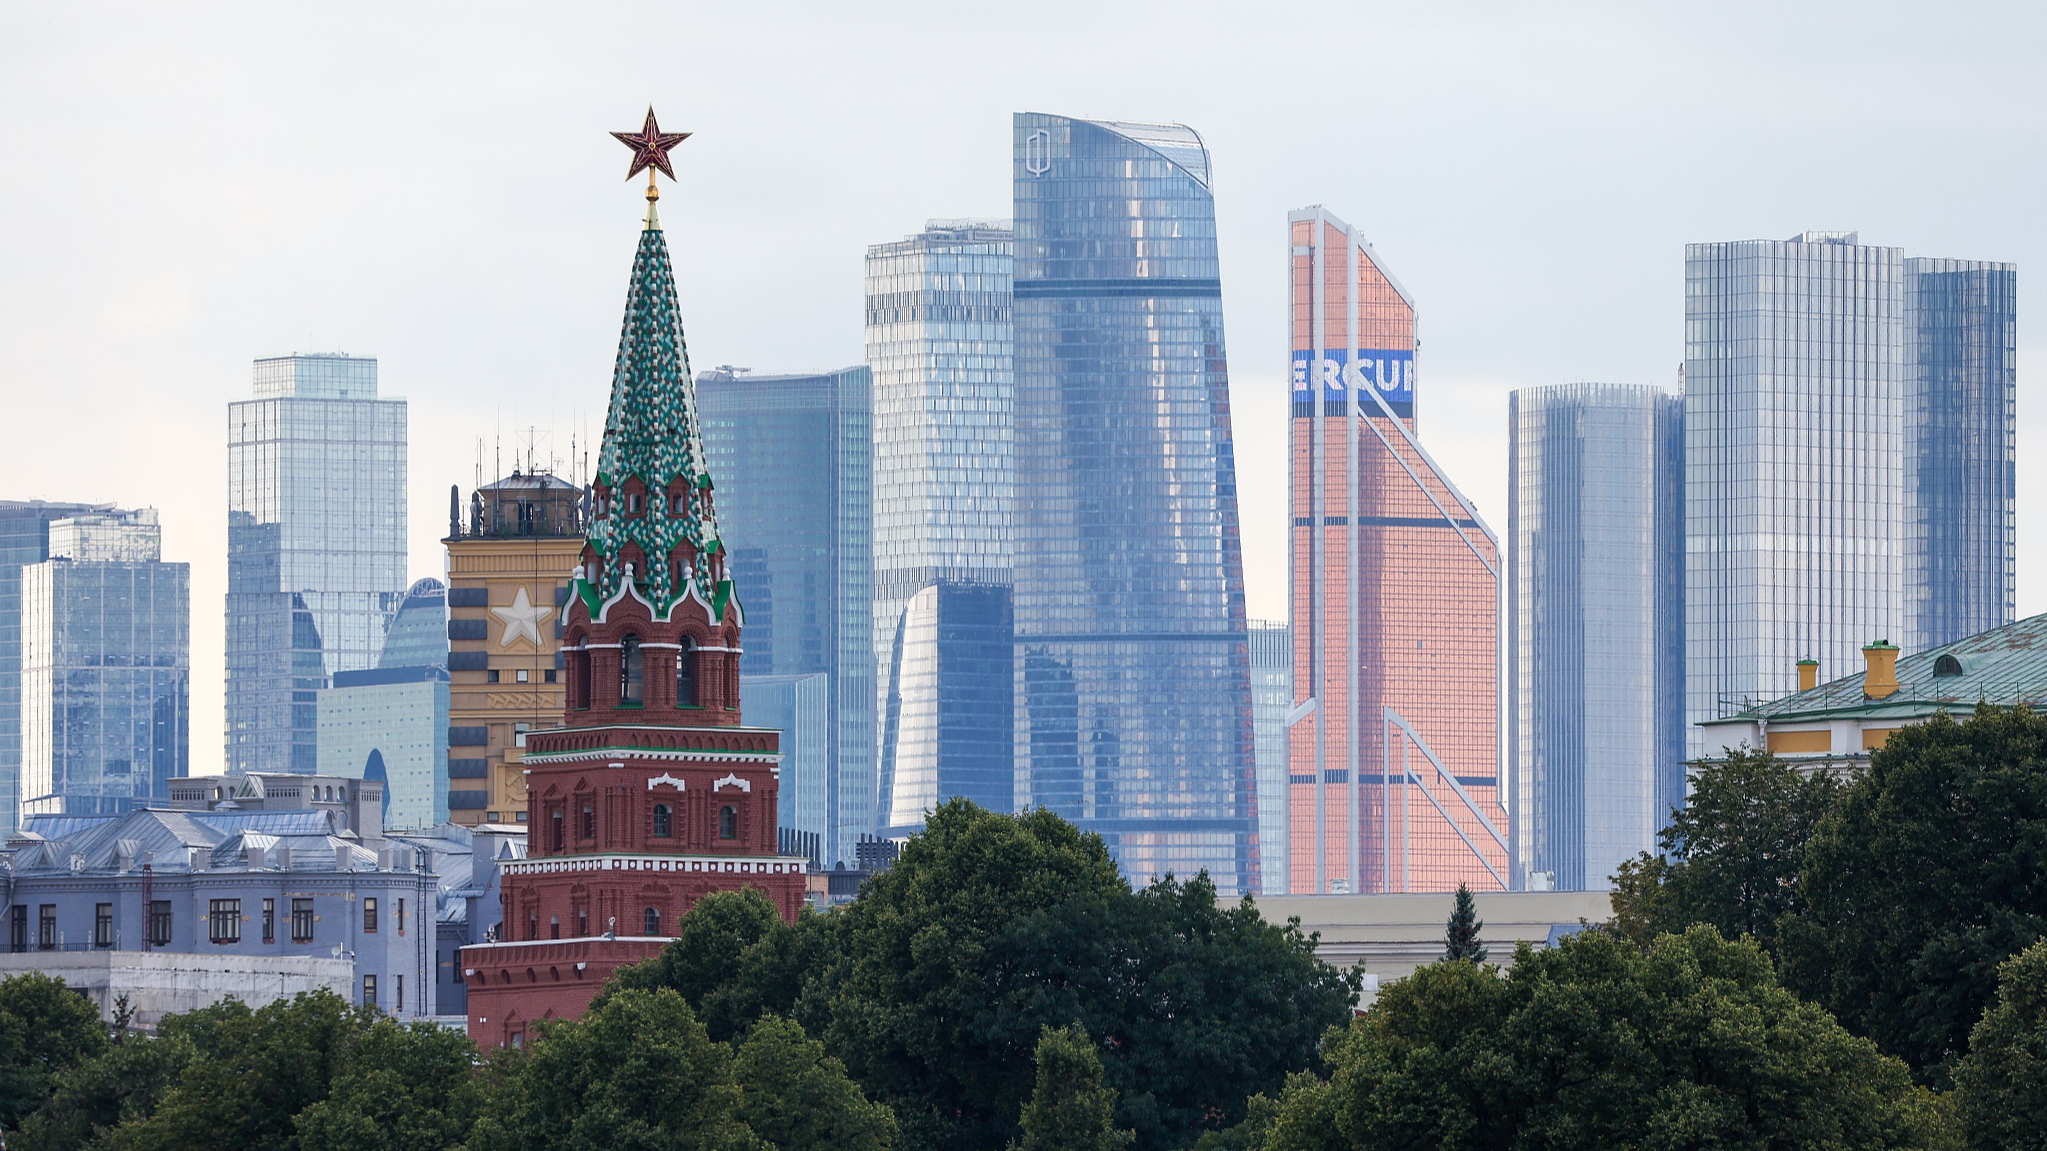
left=611, top=107, right=691, bottom=182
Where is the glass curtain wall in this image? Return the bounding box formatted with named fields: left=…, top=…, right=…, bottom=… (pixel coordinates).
left=864, top=221, right=1016, bottom=834
left=227, top=354, right=407, bottom=774
left=1904, top=257, right=2017, bottom=652
left=0, top=501, right=101, bottom=835
left=698, top=367, right=874, bottom=868
left=1286, top=206, right=1504, bottom=894
left=1011, top=113, right=1256, bottom=893
left=1508, top=384, right=1683, bottom=891
left=1684, top=234, right=1904, bottom=754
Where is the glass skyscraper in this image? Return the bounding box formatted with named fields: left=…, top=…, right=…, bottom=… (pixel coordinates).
left=1508, top=384, right=1683, bottom=892
left=864, top=219, right=1017, bottom=835
left=698, top=367, right=874, bottom=868
left=1905, top=257, right=2017, bottom=652
left=20, top=507, right=189, bottom=816
left=1012, top=113, right=1255, bottom=893
left=0, top=500, right=103, bottom=835
left=227, top=353, right=407, bottom=774
left=1249, top=620, right=1290, bottom=894
left=1287, top=206, right=1505, bottom=895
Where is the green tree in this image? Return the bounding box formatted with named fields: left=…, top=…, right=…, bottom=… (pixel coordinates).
left=1012, top=1026, right=1132, bottom=1151
left=0, top=972, right=109, bottom=1130
left=1608, top=746, right=1837, bottom=950
left=1442, top=884, right=1486, bottom=962
left=10, top=1029, right=196, bottom=1151
left=608, top=888, right=834, bottom=1042
left=467, top=987, right=763, bottom=1151
left=92, top=992, right=367, bottom=1151
left=1953, top=939, right=2047, bottom=1151
left=617, top=801, right=1356, bottom=1151
left=291, top=1017, right=481, bottom=1151
left=733, top=1015, right=894, bottom=1151
left=1780, top=706, right=2047, bottom=1081
left=1243, top=927, right=1956, bottom=1151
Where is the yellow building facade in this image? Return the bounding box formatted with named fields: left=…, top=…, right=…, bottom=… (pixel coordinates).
left=444, top=473, right=584, bottom=826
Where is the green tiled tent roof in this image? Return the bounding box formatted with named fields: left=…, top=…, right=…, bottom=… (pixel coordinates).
left=583, top=218, right=721, bottom=613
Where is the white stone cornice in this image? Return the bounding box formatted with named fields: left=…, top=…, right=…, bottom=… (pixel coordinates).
left=500, top=853, right=809, bottom=877
left=522, top=747, right=781, bottom=766
left=712, top=773, right=752, bottom=793
left=646, top=773, right=686, bottom=791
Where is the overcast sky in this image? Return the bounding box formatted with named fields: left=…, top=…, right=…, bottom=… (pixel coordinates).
left=3, top=1, right=2041, bottom=771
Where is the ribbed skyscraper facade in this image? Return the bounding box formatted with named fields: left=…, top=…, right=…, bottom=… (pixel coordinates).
left=1508, top=384, right=1683, bottom=892
left=1011, top=113, right=1255, bottom=892
left=20, top=507, right=189, bottom=817
left=227, top=353, right=407, bottom=774
left=1904, top=257, right=2017, bottom=652
left=1286, top=206, right=1505, bottom=895
left=1249, top=620, right=1290, bottom=894
left=698, top=367, right=874, bottom=868
left=864, top=220, right=1016, bottom=835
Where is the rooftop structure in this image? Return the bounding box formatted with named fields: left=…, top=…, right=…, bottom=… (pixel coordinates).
left=1698, top=613, right=2047, bottom=774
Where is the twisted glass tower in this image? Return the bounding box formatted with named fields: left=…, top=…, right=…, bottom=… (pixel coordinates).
left=1011, top=113, right=1255, bottom=892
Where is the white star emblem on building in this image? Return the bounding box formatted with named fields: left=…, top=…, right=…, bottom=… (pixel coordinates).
left=491, top=586, right=555, bottom=648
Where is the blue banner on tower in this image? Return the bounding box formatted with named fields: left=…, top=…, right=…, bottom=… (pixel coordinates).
left=1290, top=349, right=1415, bottom=415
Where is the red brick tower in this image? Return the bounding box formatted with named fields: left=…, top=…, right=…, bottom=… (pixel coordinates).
left=462, top=113, right=806, bottom=1047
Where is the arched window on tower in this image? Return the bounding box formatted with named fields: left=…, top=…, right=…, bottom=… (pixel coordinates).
left=549, top=808, right=564, bottom=851
left=644, top=907, right=660, bottom=935
left=719, top=805, right=737, bottom=839
left=677, top=637, right=697, bottom=706
left=652, top=803, right=672, bottom=837
left=620, top=635, right=644, bottom=704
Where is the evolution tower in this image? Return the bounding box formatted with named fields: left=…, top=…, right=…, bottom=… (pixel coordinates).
left=1287, top=207, right=1506, bottom=895
left=461, top=112, right=806, bottom=1046
left=1011, top=114, right=1256, bottom=892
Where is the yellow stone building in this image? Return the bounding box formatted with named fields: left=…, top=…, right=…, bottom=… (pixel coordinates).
left=444, top=472, right=584, bottom=826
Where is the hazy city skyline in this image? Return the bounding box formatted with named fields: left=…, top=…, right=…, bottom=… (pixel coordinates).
left=3, top=3, right=2038, bottom=772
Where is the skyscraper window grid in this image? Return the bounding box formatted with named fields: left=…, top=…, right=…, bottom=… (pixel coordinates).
left=1011, top=113, right=1256, bottom=893
left=864, top=221, right=1017, bottom=834
left=1508, top=383, right=1683, bottom=892
left=1287, top=207, right=1505, bottom=895
left=227, top=353, right=407, bottom=774
left=1683, top=235, right=1904, bottom=755
left=1904, top=257, right=2017, bottom=652
left=698, top=367, right=874, bottom=868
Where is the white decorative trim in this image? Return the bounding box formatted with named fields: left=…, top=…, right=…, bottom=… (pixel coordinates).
left=594, top=563, right=658, bottom=624
left=522, top=748, right=781, bottom=766
left=713, top=773, right=751, bottom=793
left=498, top=852, right=809, bottom=878
left=646, top=773, right=686, bottom=791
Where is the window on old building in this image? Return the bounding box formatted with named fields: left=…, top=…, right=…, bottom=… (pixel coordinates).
left=94, top=903, right=113, bottom=948
left=38, top=905, right=55, bottom=950
left=719, top=805, right=737, bottom=839
left=676, top=637, right=697, bottom=706
left=149, top=901, right=172, bottom=947
left=262, top=898, right=275, bottom=943
left=620, top=635, right=644, bottom=704
left=581, top=802, right=596, bottom=840
left=643, top=907, right=660, bottom=935
left=209, top=899, right=241, bottom=944
left=652, top=803, right=672, bottom=837
left=292, top=898, right=315, bottom=943
left=362, top=974, right=378, bottom=1009
left=9, top=906, right=25, bottom=953
left=363, top=897, right=378, bottom=933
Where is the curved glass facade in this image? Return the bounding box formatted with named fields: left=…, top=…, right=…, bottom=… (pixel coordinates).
left=1508, top=384, right=1683, bottom=892
left=1011, top=113, right=1255, bottom=893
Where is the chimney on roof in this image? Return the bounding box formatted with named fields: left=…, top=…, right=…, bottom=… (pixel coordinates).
left=1797, top=657, right=1819, bottom=692
left=1862, top=641, right=1900, bottom=699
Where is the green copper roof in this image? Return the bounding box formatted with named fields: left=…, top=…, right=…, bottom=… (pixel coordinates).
left=584, top=220, right=722, bottom=613
left=1729, top=612, right=2047, bottom=722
